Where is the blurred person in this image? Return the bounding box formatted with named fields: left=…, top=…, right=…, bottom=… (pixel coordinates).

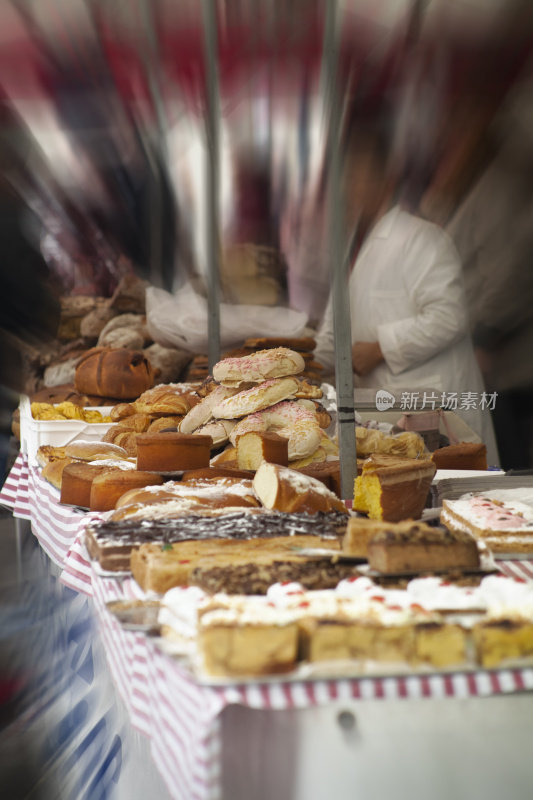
left=447, top=69, right=533, bottom=470
left=315, top=114, right=499, bottom=464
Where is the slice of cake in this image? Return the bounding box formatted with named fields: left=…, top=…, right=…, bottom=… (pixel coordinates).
left=366, top=522, right=480, bottom=575
left=236, top=430, right=289, bottom=470
left=131, top=533, right=344, bottom=594
left=86, top=509, right=348, bottom=573
left=441, top=489, right=533, bottom=554
left=353, top=454, right=436, bottom=522
left=472, top=620, right=533, bottom=667
left=190, top=556, right=360, bottom=595
left=342, top=517, right=414, bottom=558
left=198, top=597, right=299, bottom=677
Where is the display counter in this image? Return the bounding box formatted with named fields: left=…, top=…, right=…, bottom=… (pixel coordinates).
left=3, top=454, right=533, bottom=800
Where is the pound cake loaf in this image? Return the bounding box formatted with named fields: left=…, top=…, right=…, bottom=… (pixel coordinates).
left=431, top=442, right=487, bottom=471
left=136, top=432, right=212, bottom=471
left=441, top=489, right=533, bottom=554
left=353, top=454, right=436, bottom=522
left=366, top=522, right=480, bottom=575
left=89, top=470, right=165, bottom=511
left=60, top=461, right=127, bottom=508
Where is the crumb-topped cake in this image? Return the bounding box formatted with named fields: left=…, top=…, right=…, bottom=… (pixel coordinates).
left=366, top=523, right=480, bottom=575
left=441, top=489, right=533, bottom=554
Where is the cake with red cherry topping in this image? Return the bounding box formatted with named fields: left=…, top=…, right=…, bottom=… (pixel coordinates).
left=441, top=489, right=533, bottom=554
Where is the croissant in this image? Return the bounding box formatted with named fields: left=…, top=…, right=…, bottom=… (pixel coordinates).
left=134, top=384, right=196, bottom=416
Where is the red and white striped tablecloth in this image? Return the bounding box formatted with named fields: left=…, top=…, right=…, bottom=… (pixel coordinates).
left=3, top=454, right=533, bottom=800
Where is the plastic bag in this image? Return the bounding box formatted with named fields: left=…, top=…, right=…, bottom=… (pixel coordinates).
left=146, top=284, right=308, bottom=352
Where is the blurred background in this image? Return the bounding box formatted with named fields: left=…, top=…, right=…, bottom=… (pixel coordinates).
left=1, top=0, right=533, bottom=466
left=0, top=1, right=533, bottom=794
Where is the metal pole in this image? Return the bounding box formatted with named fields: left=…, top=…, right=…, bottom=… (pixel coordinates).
left=322, top=0, right=357, bottom=501
left=203, top=0, right=221, bottom=371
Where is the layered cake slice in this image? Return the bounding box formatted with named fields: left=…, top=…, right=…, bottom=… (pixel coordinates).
left=471, top=574, right=533, bottom=667
left=441, top=489, right=533, bottom=554
left=366, top=522, right=481, bottom=575
left=86, top=509, right=348, bottom=572
left=131, top=533, right=345, bottom=594
left=198, top=595, right=299, bottom=677
left=353, top=454, right=436, bottom=522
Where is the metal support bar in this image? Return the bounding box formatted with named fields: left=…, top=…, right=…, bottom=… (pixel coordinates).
left=322, top=0, right=357, bottom=501
left=203, top=0, right=221, bottom=371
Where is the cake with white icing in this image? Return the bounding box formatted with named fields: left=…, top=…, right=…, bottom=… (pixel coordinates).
left=441, top=489, right=533, bottom=553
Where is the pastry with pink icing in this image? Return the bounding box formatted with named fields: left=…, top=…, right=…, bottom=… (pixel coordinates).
left=230, top=399, right=322, bottom=460
left=213, top=347, right=305, bottom=387
left=441, top=489, right=533, bottom=554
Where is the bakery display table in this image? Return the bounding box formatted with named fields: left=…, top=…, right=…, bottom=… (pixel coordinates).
left=3, top=453, right=533, bottom=800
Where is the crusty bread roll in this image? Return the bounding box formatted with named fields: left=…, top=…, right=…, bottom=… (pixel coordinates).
left=253, top=462, right=348, bottom=514
left=213, top=347, right=305, bottom=386
left=136, top=432, right=213, bottom=471
left=75, top=347, right=155, bottom=399
left=89, top=470, right=164, bottom=512
left=64, top=440, right=130, bottom=462
left=212, top=377, right=300, bottom=419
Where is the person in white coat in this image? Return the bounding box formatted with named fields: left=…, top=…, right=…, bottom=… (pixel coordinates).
left=314, top=123, right=499, bottom=465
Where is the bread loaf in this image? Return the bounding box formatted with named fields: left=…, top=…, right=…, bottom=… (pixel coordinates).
left=64, top=440, right=130, bottom=462
left=74, top=347, right=155, bottom=399
left=253, top=462, right=348, bottom=514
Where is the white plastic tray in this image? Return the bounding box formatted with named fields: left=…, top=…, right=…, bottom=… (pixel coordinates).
left=19, top=395, right=113, bottom=466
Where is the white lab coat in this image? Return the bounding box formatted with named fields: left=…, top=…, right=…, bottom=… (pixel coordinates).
left=315, top=205, right=499, bottom=464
